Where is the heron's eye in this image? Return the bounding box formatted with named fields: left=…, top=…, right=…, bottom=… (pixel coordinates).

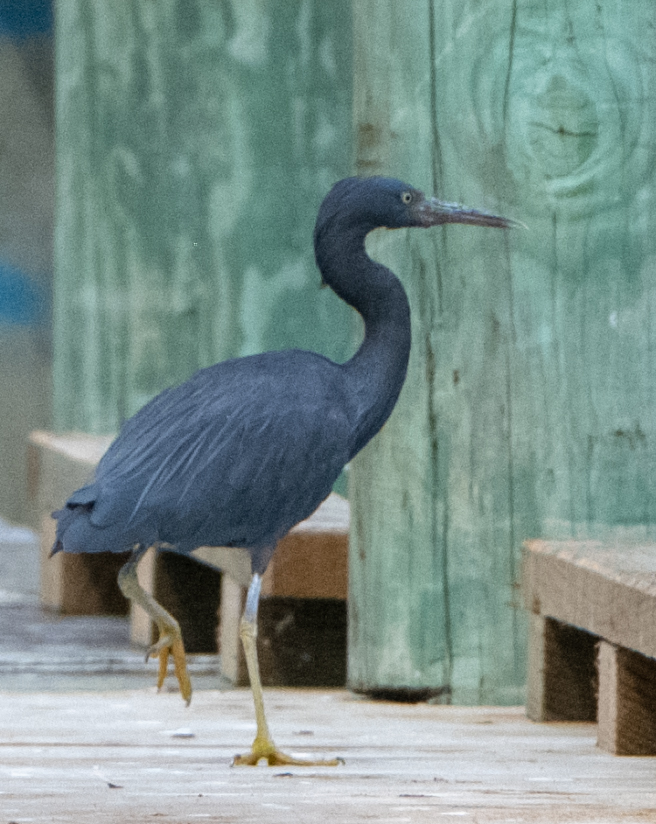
left=401, top=191, right=413, bottom=205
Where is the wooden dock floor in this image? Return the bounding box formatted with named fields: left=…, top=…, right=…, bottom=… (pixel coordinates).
left=1, top=688, right=655, bottom=823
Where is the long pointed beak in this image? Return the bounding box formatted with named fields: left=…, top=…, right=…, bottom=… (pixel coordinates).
left=415, top=196, right=521, bottom=229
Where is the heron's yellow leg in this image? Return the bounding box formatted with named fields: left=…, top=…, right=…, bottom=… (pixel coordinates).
left=118, top=549, right=192, bottom=705
left=232, top=573, right=342, bottom=767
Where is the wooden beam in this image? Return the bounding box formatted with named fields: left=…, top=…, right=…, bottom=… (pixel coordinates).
left=597, top=641, right=656, bottom=755
left=526, top=614, right=597, bottom=723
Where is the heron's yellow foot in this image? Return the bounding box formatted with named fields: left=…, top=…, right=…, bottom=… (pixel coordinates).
left=147, top=633, right=192, bottom=706
left=232, top=734, right=343, bottom=767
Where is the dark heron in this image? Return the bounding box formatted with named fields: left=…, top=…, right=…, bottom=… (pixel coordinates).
left=53, top=176, right=515, bottom=766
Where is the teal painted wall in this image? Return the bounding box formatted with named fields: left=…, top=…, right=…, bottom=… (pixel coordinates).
left=348, top=0, right=656, bottom=703
left=54, top=1, right=353, bottom=432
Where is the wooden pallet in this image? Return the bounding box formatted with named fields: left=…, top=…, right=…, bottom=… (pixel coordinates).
left=523, top=538, right=656, bottom=755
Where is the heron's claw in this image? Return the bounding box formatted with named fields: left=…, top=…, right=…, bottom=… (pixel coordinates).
left=147, top=633, right=192, bottom=706
left=232, top=735, right=342, bottom=767
left=117, top=553, right=193, bottom=706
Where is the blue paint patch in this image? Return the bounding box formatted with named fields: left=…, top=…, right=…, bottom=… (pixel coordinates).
left=0, top=260, right=48, bottom=325
left=0, top=0, right=52, bottom=38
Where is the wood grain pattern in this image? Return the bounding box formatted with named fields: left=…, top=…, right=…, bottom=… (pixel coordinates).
left=526, top=614, right=597, bottom=723
left=524, top=539, right=656, bottom=754
left=523, top=539, right=656, bottom=659
left=54, top=1, right=353, bottom=432
left=29, top=431, right=127, bottom=614
left=597, top=641, right=656, bottom=756
left=1, top=690, right=655, bottom=822
left=349, top=0, right=656, bottom=702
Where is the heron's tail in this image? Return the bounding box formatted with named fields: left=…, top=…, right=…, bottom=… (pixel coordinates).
left=50, top=484, right=97, bottom=555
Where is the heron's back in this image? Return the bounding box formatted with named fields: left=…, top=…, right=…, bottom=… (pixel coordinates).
left=53, top=349, right=355, bottom=572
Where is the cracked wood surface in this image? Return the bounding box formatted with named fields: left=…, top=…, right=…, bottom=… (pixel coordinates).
left=348, top=0, right=656, bottom=702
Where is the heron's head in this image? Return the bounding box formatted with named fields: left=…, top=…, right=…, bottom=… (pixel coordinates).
left=315, top=176, right=516, bottom=240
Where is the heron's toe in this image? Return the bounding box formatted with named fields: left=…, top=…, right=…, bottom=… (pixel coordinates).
left=148, top=631, right=192, bottom=706
left=232, top=736, right=342, bottom=767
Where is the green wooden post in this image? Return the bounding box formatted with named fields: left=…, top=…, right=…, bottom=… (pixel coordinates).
left=349, top=0, right=656, bottom=703
left=54, top=0, right=352, bottom=433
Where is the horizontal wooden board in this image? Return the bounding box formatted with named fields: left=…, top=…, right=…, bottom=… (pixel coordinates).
left=0, top=689, right=655, bottom=822
left=523, top=539, right=656, bottom=658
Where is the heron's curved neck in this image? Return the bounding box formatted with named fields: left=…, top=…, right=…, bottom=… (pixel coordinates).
left=317, top=225, right=411, bottom=457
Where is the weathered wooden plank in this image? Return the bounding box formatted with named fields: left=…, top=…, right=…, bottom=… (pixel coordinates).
left=597, top=641, right=656, bottom=756
left=54, top=0, right=353, bottom=433
left=350, top=0, right=449, bottom=699
left=523, top=539, right=656, bottom=659
left=29, top=430, right=127, bottom=614
left=504, top=0, right=656, bottom=542
left=526, top=614, right=597, bottom=723
left=130, top=546, right=157, bottom=646
left=524, top=539, right=656, bottom=754
left=350, top=0, right=521, bottom=704
left=350, top=0, right=656, bottom=703
left=1, top=690, right=655, bottom=822
left=218, top=573, right=246, bottom=684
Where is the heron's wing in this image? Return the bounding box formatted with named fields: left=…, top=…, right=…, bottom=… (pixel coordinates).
left=171, top=399, right=351, bottom=550
left=85, top=352, right=353, bottom=551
